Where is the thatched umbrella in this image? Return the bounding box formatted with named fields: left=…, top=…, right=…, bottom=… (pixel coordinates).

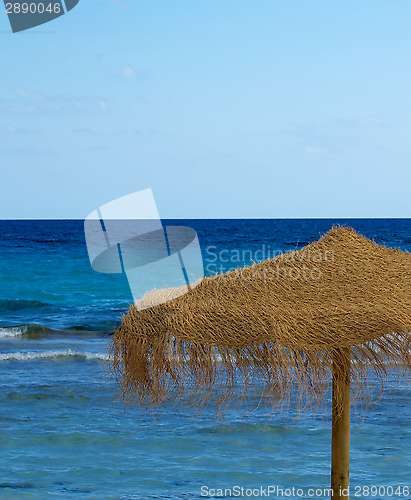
left=110, top=226, right=411, bottom=499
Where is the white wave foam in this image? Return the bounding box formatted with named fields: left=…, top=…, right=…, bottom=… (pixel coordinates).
left=0, top=326, right=27, bottom=339
left=0, top=349, right=111, bottom=362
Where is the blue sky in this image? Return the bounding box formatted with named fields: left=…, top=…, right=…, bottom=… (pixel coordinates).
left=1, top=0, right=411, bottom=218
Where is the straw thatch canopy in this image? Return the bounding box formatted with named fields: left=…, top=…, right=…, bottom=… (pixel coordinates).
left=110, top=226, right=411, bottom=415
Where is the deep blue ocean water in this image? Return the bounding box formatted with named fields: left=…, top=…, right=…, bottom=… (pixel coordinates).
left=1, top=219, right=411, bottom=499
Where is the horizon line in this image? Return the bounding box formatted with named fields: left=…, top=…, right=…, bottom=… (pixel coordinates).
left=2, top=217, right=411, bottom=221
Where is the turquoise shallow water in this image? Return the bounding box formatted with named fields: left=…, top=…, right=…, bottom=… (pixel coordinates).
left=1, top=220, right=411, bottom=499
left=1, top=344, right=411, bottom=500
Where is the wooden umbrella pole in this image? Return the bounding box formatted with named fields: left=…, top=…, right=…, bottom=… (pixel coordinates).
left=331, top=349, right=351, bottom=500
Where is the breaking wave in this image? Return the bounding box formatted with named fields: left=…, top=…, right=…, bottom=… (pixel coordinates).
left=0, top=349, right=111, bottom=362
left=0, top=326, right=27, bottom=339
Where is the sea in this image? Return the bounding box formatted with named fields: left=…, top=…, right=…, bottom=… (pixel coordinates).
left=1, top=219, right=411, bottom=500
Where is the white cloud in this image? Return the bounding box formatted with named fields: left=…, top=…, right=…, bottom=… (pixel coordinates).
left=0, top=147, right=55, bottom=155
left=16, top=87, right=44, bottom=100
left=98, top=101, right=108, bottom=111
left=121, top=65, right=137, bottom=78
left=8, top=106, right=41, bottom=114
left=0, top=124, right=40, bottom=133
left=0, top=88, right=109, bottom=114
left=71, top=126, right=99, bottom=134
left=0, top=125, right=15, bottom=133
left=103, top=64, right=140, bottom=79
left=328, top=116, right=382, bottom=128
left=279, top=115, right=383, bottom=157
left=360, top=117, right=381, bottom=126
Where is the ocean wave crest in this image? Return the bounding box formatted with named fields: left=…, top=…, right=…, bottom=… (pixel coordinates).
left=0, top=349, right=111, bottom=362
left=0, top=326, right=28, bottom=339
left=0, top=299, right=49, bottom=312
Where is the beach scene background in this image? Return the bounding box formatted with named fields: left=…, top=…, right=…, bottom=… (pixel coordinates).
left=1, top=218, right=411, bottom=499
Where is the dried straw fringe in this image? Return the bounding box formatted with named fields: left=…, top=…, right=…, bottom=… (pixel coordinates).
left=110, top=226, right=411, bottom=416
